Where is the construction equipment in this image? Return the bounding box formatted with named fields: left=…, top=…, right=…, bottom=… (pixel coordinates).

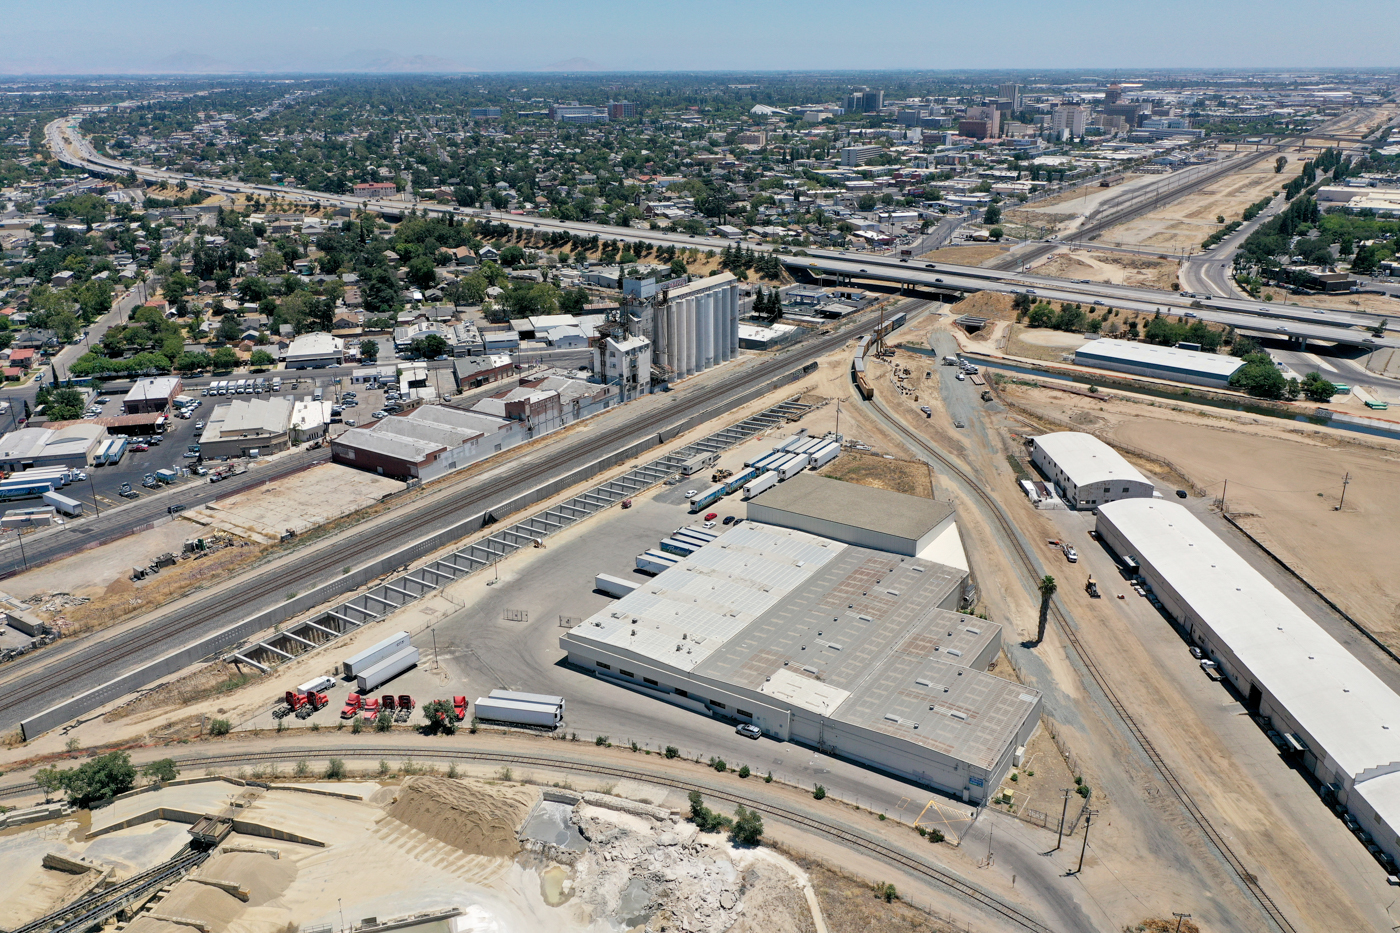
left=710, top=468, right=733, bottom=483
left=1086, top=576, right=1100, bottom=598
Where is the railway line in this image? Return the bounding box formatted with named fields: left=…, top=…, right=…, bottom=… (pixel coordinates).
left=0, top=745, right=1055, bottom=933
left=861, top=376, right=1298, bottom=933
left=0, top=313, right=887, bottom=731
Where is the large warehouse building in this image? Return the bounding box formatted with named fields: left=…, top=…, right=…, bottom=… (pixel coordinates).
left=562, top=521, right=1039, bottom=800
left=1074, top=338, right=1245, bottom=387
left=1096, top=499, right=1400, bottom=867
left=747, top=473, right=963, bottom=563
left=1030, top=432, right=1156, bottom=510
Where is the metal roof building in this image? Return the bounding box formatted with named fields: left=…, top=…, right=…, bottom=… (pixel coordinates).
left=561, top=522, right=1039, bottom=800
left=1096, top=499, right=1400, bottom=865
left=745, top=473, right=957, bottom=557
left=1030, top=432, right=1156, bottom=510
left=1073, top=338, right=1245, bottom=388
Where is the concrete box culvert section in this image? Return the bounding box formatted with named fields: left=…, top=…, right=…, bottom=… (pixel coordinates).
left=20, top=388, right=812, bottom=740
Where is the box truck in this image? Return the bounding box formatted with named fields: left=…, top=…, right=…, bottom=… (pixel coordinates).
left=595, top=573, right=640, bottom=598
left=41, top=490, right=84, bottom=516
left=342, top=630, right=411, bottom=678
left=355, top=646, right=419, bottom=693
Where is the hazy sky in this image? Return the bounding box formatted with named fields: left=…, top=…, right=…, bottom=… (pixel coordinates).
left=3, top=0, right=1398, bottom=74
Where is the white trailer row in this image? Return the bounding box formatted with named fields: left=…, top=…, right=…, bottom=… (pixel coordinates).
left=473, top=689, right=564, bottom=727
left=355, top=646, right=419, bottom=693
left=42, top=490, right=83, bottom=516
left=342, top=630, right=411, bottom=678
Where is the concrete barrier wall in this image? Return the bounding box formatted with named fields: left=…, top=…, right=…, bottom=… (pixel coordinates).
left=21, top=365, right=811, bottom=740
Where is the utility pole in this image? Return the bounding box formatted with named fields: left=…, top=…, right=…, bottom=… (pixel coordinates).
left=1075, top=808, right=1098, bottom=874
left=1336, top=472, right=1351, bottom=510
left=1220, top=478, right=1228, bottom=513
left=1172, top=913, right=1192, bottom=933
left=1053, top=788, right=1072, bottom=851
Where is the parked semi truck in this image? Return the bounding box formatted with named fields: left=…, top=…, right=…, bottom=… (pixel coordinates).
left=688, top=483, right=727, bottom=513
left=342, top=630, right=411, bottom=678
left=355, top=646, right=419, bottom=693
left=595, top=573, right=640, bottom=598
left=41, top=490, right=84, bottom=516
left=743, top=471, right=780, bottom=499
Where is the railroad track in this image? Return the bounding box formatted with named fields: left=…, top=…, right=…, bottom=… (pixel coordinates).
left=0, top=319, right=873, bottom=723
left=863, top=391, right=1297, bottom=933
left=5, top=847, right=208, bottom=933
left=0, top=745, right=1051, bottom=933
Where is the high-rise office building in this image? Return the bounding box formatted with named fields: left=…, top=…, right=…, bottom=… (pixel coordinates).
left=607, top=101, right=637, bottom=119
left=1052, top=105, right=1087, bottom=137
left=844, top=87, right=884, bottom=114
left=998, top=83, right=1022, bottom=111
left=1104, top=84, right=1123, bottom=105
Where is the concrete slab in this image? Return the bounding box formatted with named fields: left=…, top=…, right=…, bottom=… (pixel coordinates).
left=185, top=463, right=402, bottom=542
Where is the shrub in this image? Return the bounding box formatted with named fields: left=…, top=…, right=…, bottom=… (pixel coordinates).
left=877, top=882, right=898, bottom=903
left=1077, top=784, right=1092, bottom=798
left=595, top=735, right=610, bottom=747
left=813, top=784, right=826, bottom=800
left=421, top=700, right=457, bottom=734
left=764, top=771, right=773, bottom=783
left=738, top=765, right=750, bottom=779
left=687, top=791, right=730, bottom=833
left=209, top=718, right=231, bottom=736
left=295, top=759, right=309, bottom=776
left=731, top=804, right=764, bottom=845
left=712, top=758, right=727, bottom=773
left=378, top=759, right=390, bottom=776
left=928, top=828, right=945, bottom=843
left=324, top=759, right=346, bottom=779
left=375, top=710, right=393, bottom=732
left=142, top=758, right=178, bottom=783
left=351, top=715, right=363, bottom=734
left=664, top=746, right=679, bottom=759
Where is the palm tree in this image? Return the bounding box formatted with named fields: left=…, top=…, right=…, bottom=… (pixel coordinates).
left=1036, top=575, right=1057, bottom=646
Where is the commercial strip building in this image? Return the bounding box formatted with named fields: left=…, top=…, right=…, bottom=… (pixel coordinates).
left=284, top=333, right=345, bottom=369
left=1073, top=338, right=1244, bottom=388
left=1095, top=499, right=1400, bottom=867
left=561, top=521, right=1039, bottom=800
left=0, top=423, right=110, bottom=471
left=122, top=376, right=182, bottom=415
left=197, top=397, right=293, bottom=459
left=1030, top=432, right=1156, bottom=510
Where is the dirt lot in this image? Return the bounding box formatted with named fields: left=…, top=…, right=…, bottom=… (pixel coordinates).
left=917, top=243, right=1011, bottom=266
left=1097, top=156, right=1303, bottom=252
left=818, top=450, right=934, bottom=498
left=184, top=463, right=402, bottom=543
left=1032, top=249, right=1179, bottom=290
left=1001, top=380, right=1400, bottom=652
left=1260, top=286, right=1400, bottom=317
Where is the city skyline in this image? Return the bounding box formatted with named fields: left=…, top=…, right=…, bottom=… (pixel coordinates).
left=3, top=0, right=1399, bottom=74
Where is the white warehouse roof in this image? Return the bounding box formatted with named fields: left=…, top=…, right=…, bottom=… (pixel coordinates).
left=1097, top=499, right=1400, bottom=785
left=1033, top=432, right=1149, bottom=489
left=1075, top=338, right=1244, bottom=380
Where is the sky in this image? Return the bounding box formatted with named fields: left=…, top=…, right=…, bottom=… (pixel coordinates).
left=2, top=0, right=1398, bottom=75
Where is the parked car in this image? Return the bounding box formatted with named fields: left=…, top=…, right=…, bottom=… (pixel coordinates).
left=703, top=520, right=716, bottom=529
left=722, top=516, right=735, bottom=525
left=195, top=421, right=205, bottom=429
left=1176, top=489, right=1188, bottom=498
left=704, top=512, right=718, bottom=521
left=684, top=489, right=697, bottom=499
left=735, top=723, right=761, bottom=739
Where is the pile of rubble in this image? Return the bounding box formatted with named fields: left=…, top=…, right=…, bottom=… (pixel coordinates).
left=524, top=791, right=816, bottom=933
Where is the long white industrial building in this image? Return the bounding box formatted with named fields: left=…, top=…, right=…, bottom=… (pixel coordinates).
left=1031, top=432, right=1156, bottom=510
left=653, top=272, right=739, bottom=379
left=1096, top=499, right=1400, bottom=867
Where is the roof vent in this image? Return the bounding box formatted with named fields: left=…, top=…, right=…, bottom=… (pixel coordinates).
left=947, top=649, right=963, bottom=658
left=916, top=678, right=931, bottom=687
left=965, top=627, right=981, bottom=635
left=828, top=643, right=843, bottom=651
left=950, top=711, right=968, bottom=721
left=887, top=590, right=900, bottom=596
left=858, top=614, right=872, bottom=622
left=803, top=666, right=818, bottom=674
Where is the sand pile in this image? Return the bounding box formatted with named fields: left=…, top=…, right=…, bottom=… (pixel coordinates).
left=387, top=777, right=538, bottom=858
left=200, top=851, right=295, bottom=907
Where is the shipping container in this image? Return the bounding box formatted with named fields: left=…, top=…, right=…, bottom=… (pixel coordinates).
left=355, top=646, right=419, bottom=693
left=342, top=630, right=412, bottom=678
left=659, top=537, right=700, bottom=557
left=636, top=550, right=680, bottom=575
left=595, top=573, right=640, bottom=598
left=1, top=506, right=55, bottom=528
left=473, top=696, right=562, bottom=727
left=41, top=491, right=84, bottom=516
left=743, top=471, right=780, bottom=499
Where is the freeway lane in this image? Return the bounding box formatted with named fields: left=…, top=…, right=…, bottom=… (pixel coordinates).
left=785, top=256, right=1400, bottom=350
left=0, top=306, right=898, bottom=734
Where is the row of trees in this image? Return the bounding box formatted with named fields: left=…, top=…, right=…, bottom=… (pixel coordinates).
left=35, top=751, right=178, bottom=808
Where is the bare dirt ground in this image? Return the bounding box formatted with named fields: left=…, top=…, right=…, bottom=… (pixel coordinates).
left=1260, top=286, right=1400, bottom=317
left=1004, top=324, right=1083, bottom=363
left=817, top=450, right=934, bottom=498
left=1, top=520, right=196, bottom=602
left=1032, top=249, right=1180, bottom=290
left=1095, top=157, right=1303, bottom=252
left=184, top=464, right=401, bottom=543
left=917, top=243, right=1011, bottom=266
left=1001, top=380, right=1400, bottom=653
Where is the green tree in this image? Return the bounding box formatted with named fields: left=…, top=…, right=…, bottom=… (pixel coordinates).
left=1035, top=575, right=1057, bottom=646
left=1275, top=155, right=1288, bottom=174
left=731, top=804, right=764, bottom=846
left=58, top=751, right=137, bottom=807
left=51, top=310, right=80, bottom=344
left=420, top=699, right=457, bottom=734
left=409, top=334, right=449, bottom=359
left=498, top=244, right=527, bottom=267
left=44, top=388, right=85, bottom=421
left=210, top=347, right=239, bottom=372
left=249, top=349, right=275, bottom=369
left=143, top=758, right=179, bottom=783
left=1300, top=371, right=1337, bottom=403
left=984, top=203, right=1002, bottom=225
left=359, top=339, right=379, bottom=363
left=36, top=766, right=66, bottom=800
left=559, top=287, right=589, bottom=316
left=670, top=258, right=688, bottom=277
left=687, top=791, right=730, bottom=832
left=407, top=256, right=437, bottom=289
left=1229, top=353, right=1287, bottom=399
left=218, top=314, right=243, bottom=343
left=175, top=351, right=210, bottom=373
